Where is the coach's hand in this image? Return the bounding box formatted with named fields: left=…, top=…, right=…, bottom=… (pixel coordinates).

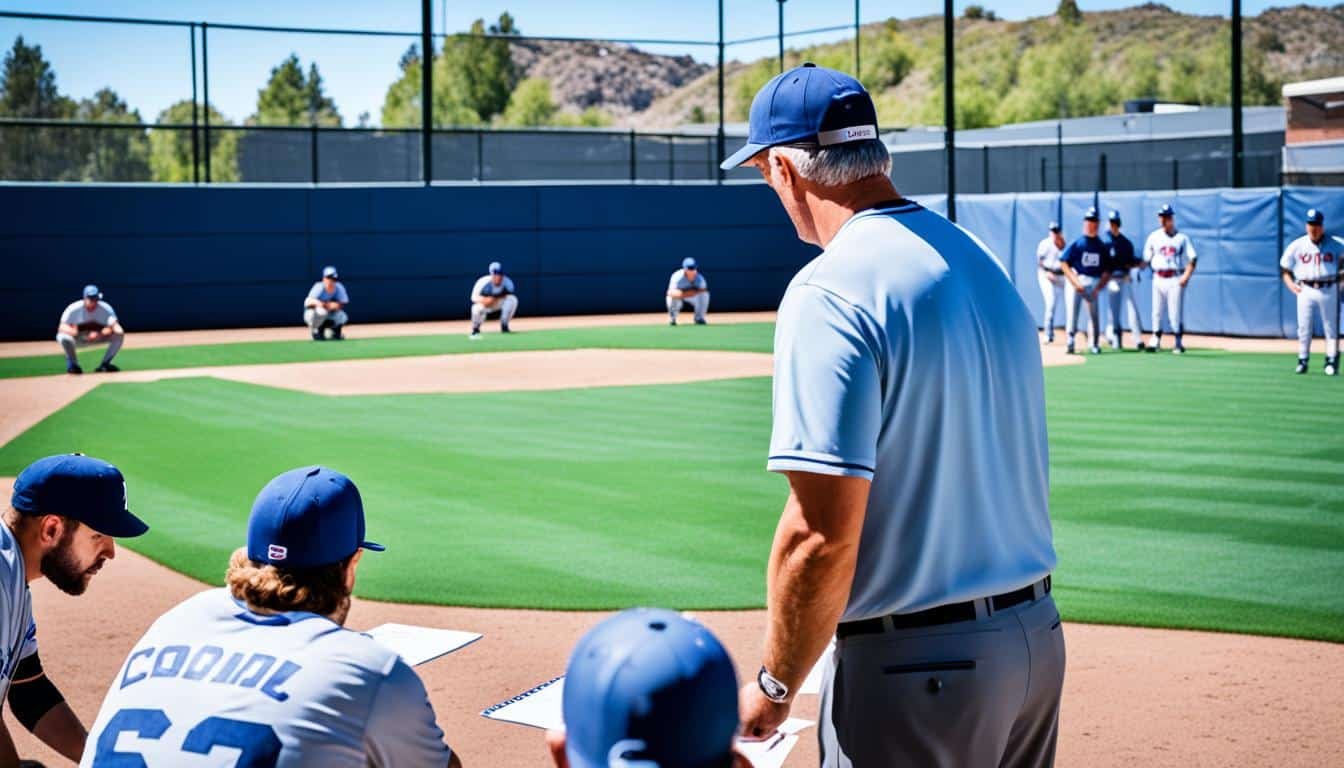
left=739, top=682, right=790, bottom=741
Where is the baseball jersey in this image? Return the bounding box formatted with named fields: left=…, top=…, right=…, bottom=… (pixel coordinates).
left=768, top=201, right=1056, bottom=621
left=668, top=269, right=708, bottom=292
left=472, top=275, right=515, bottom=300
left=1105, top=232, right=1139, bottom=272
left=59, top=300, right=117, bottom=331
left=1144, top=228, right=1197, bottom=272
left=305, top=281, right=349, bottom=305
left=1036, top=237, right=1064, bottom=272
left=80, top=588, right=452, bottom=767
left=1062, top=234, right=1109, bottom=278
left=1280, top=234, right=1343, bottom=282
left=0, top=523, right=38, bottom=703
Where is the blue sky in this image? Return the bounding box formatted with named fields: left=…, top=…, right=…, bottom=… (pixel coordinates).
left=0, top=1, right=1324, bottom=125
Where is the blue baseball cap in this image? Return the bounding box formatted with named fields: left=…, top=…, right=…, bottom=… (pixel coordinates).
left=1157, top=204, right=1175, bottom=218
left=1107, top=209, right=1122, bottom=223
left=682, top=257, right=698, bottom=270
left=1306, top=208, right=1324, bottom=225
left=562, top=608, right=739, bottom=768
left=11, top=454, right=148, bottom=538
left=489, top=262, right=503, bottom=274
left=1048, top=221, right=1061, bottom=232
left=322, top=266, right=339, bottom=279
left=1083, top=206, right=1100, bottom=221
left=82, top=284, right=101, bottom=299
left=721, top=63, right=879, bottom=170
left=247, top=466, right=383, bottom=569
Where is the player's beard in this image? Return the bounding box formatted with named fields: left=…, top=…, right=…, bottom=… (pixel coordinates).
left=41, top=531, right=101, bottom=596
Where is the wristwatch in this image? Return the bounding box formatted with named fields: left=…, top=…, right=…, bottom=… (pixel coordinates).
left=757, top=666, right=790, bottom=703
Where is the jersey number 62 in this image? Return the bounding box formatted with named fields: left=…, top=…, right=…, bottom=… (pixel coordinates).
left=91, top=708, right=281, bottom=767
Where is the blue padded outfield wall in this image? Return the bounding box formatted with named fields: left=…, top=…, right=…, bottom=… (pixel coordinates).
left=0, top=184, right=1338, bottom=341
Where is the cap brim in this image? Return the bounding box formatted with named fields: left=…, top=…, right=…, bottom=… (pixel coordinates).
left=719, top=142, right=770, bottom=170
left=361, top=540, right=385, bottom=553
left=93, top=510, right=149, bottom=539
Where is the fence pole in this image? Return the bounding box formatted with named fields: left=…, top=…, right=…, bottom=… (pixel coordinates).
left=1173, top=158, right=1179, bottom=190
left=668, top=137, right=675, bottom=183
left=310, top=124, right=319, bottom=184
left=1230, top=0, right=1244, bottom=187
left=1099, top=152, right=1107, bottom=191
left=777, top=0, right=786, bottom=73
left=475, top=130, right=484, bottom=181
left=1040, top=156, right=1046, bottom=191
left=202, top=22, right=210, bottom=183
left=629, top=130, right=638, bottom=181
left=189, top=23, right=199, bottom=184
left=716, top=0, right=725, bottom=183
left=943, top=0, right=955, bottom=221
left=982, top=144, right=989, bottom=193
left=854, top=0, right=861, bottom=77
left=1055, top=121, right=1063, bottom=193
left=420, top=0, right=433, bottom=186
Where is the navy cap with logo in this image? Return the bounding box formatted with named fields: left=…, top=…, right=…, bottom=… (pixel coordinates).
left=1306, top=208, right=1324, bottom=225
left=562, top=607, right=739, bottom=768
left=82, top=284, right=101, bottom=299
left=721, top=63, right=879, bottom=170
left=1083, top=206, right=1100, bottom=221
left=682, top=257, right=698, bottom=270
left=1048, top=221, right=1061, bottom=232
left=11, top=454, right=148, bottom=538
left=1157, top=204, right=1175, bottom=218
left=489, top=261, right=503, bottom=274
left=322, top=266, right=339, bottom=279
left=1107, top=210, right=1122, bottom=223
left=247, top=466, right=384, bottom=569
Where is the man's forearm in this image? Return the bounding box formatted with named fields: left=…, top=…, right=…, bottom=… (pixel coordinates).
left=33, top=701, right=85, bottom=762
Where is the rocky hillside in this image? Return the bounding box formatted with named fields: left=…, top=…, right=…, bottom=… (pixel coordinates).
left=602, top=3, right=1344, bottom=130
left=509, top=38, right=710, bottom=119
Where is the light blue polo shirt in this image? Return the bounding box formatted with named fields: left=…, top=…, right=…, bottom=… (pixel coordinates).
left=768, top=201, right=1057, bottom=621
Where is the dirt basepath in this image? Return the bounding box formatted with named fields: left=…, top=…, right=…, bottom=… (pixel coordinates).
left=3, top=535, right=1340, bottom=768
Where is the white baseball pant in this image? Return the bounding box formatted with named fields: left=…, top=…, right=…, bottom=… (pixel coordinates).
left=667, top=292, right=710, bottom=322
left=1296, top=283, right=1339, bottom=359
left=1151, top=276, right=1184, bottom=335
left=1105, top=273, right=1143, bottom=340
left=1065, top=275, right=1101, bottom=348
left=304, top=307, right=348, bottom=331
left=1037, top=271, right=1063, bottom=337
left=472, top=294, right=518, bottom=328
left=57, top=330, right=124, bottom=367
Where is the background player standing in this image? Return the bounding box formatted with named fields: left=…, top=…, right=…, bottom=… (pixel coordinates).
left=1143, top=204, right=1197, bottom=354
left=56, top=285, right=124, bottom=374
left=1104, top=210, right=1145, bottom=350
left=1280, top=208, right=1341, bottom=376
left=470, top=261, right=517, bottom=338
left=1037, top=222, right=1066, bottom=343
left=79, top=466, right=460, bottom=767
left=1060, top=207, right=1112, bottom=355
left=304, top=266, right=349, bottom=341
left=666, top=257, right=711, bottom=325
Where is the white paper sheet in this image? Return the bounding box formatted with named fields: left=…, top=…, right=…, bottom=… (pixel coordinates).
left=481, top=676, right=815, bottom=767
left=799, top=640, right=835, bottom=695
left=363, top=623, right=481, bottom=667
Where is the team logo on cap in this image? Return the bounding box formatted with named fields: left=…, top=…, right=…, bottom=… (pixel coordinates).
left=267, top=544, right=288, bottom=561
left=818, top=125, right=878, bottom=146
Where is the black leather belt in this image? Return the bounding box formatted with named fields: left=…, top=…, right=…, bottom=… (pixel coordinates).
left=1041, top=267, right=1063, bottom=275
left=1300, top=280, right=1337, bottom=289
left=836, top=576, right=1052, bottom=638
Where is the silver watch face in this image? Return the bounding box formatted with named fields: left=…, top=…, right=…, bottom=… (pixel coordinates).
left=758, top=668, right=788, bottom=702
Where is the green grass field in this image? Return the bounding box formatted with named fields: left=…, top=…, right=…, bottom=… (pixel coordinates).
left=1, top=338, right=1340, bottom=642
left=0, top=323, right=775, bottom=379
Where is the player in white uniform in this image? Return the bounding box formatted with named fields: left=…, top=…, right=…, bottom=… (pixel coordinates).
left=1036, top=222, right=1066, bottom=343
left=470, top=261, right=517, bottom=338
left=80, top=466, right=460, bottom=768
left=3, top=454, right=149, bottom=764
left=666, top=257, right=711, bottom=325
left=56, top=284, right=125, bottom=374
left=1142, top=204, right=1197, bottom=354
left=1280, top=208, right=1341, bottom=376
left=303, top=266, right=350, bottom=341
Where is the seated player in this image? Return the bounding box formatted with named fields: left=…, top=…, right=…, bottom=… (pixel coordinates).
left=56, top=284, right=124, bottom=374
left=79, top=466, right=462, bottom=767
left=470, top=261, right=517, bottom=338
left=666, top=257, right=710, bottom=325
left=304, top=266, right=349, bottom=341
left=545, top=608, right=751, bottom=768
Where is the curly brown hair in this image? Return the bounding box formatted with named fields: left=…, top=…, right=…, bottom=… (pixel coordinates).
left=225, top=547, right=353, bottom=620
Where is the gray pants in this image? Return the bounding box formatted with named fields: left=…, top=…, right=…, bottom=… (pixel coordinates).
left=667, top=292, right=710, bottom=322
left=820, top=593, right=1065, bottom=768
left=57, top=331, right=124, bottom=366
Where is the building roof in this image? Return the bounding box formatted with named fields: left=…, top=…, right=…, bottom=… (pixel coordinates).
left=1283, top=77, right=1344, bottom=99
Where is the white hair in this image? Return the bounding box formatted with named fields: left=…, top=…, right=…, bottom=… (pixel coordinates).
left=770, top=139, right=892, bottom=187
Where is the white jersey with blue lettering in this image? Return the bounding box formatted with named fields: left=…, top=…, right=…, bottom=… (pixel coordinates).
left=1143, top=228, right=1197, bottom=272
left=1280, top=234, right=1344, bottom=282
left=768, top=201, right=1056, bottom=621
left=80, top=588, right=452, bottom=768
left=0, top=523, right=38, bottom=702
